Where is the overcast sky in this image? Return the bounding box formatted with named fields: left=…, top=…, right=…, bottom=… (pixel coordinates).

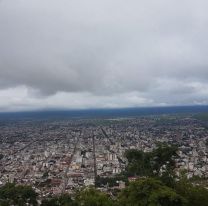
left=0, top=0, right=208, bottom=111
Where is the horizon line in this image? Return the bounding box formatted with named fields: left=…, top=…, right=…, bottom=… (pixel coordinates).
left=0, top=104, right=208, bottom=114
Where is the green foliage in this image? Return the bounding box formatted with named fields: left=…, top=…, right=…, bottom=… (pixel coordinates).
left=152, top=143, right=178, bottom=174
left=124, top=144, right=178, bottom=177
left=2, top=144, right=208, bottom=206
left=175, top=179, right=208, bottom=206
left=157, top=171, right=176, bottom=188
left=95, top=175, right=128, bottom=187
left=194, top=113, right=208, bottom=121
left=41, top=194, right=77, bottom=206
left=0, top=183, right=38, bottom=206
left=117, top=178, right=186, bottom=206
left=39, top=178, right=208, bottom=206
left=125, top=149, right=153, bottom=176
left=75, top=187, right=114, bottom=206
left=2, top=178, right=208, bottom=206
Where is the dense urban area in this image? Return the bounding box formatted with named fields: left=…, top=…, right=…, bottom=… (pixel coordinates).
left=0, top=113, right=208, bottom=205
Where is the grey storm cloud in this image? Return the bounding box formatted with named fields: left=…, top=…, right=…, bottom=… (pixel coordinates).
left=0, top=0, right=208, bottom=111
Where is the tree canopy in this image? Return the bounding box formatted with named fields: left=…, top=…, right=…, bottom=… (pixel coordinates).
left=0, top=183, right=38, bottom=206
left=1, top=144, right=208, bottom=206
left=124, top=144, right=178, bottom=177
left=175, top=178, right=208, bottom=206
left=41, top=194, right=77, bottom=206
left=117, top=178, right=186, bottom=206
left=75, top=187, right=114, bottom=206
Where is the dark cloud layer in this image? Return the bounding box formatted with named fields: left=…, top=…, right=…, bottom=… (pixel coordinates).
left=0, top=0, right=208, bottom=111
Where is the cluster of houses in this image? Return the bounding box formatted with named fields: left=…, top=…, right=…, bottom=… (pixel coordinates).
left=0, top=115, right=208, bottom=196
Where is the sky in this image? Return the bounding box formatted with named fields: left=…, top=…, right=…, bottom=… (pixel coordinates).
left=0, top=0, right=208, bottom=112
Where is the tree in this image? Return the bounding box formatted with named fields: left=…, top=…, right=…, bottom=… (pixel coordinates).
left=117, top=178, right=186, bottom=206
left=124, top=149, right=153, bottom=176
left=41, top=194, right=77, bottom=206
left=175, top=179, right=208, bottom=206
left=95, top=175, right=128, bottom=188
left=0, top=183, right=38, bottom=206
left=152, top=144, right=178, bottom=175
left=124, top=144, right=178, bottom=178
left=75, top=187, right=114, bottom=206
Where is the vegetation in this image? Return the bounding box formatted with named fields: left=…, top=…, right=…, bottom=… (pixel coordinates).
left=75, top=187, right=114, bottom=206
left=41, top=194, right=77, bottom=206
left=117, top=178, right=186, bottom=206
left=1, top=145, right=208, bottom=206
left=175, top=178, right=208, bottom=206
left=95, top=174, right=128, bottom=187
left=1, top=178, right=208, bottom=206
left=0, top=183, right=38, bottom=206
left=125, top=144, right=178, bottom=178
left=194, top=113, right=208, bottom=121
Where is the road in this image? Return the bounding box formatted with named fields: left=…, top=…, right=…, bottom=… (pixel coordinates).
left=92, top=134, right=97, bottom=180
left=100, top=127, right=125, bottom=166
left=62, top=135, right=79, bottom=193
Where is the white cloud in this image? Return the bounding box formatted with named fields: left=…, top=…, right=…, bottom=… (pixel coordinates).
left=0, top=0, right=208, bottom=111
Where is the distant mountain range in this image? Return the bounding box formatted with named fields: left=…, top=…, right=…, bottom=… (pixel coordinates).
left=1, top=105, right=208, bottom=120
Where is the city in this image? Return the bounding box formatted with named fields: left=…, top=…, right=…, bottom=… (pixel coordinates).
left=0, top=114, right=208, bottom=198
